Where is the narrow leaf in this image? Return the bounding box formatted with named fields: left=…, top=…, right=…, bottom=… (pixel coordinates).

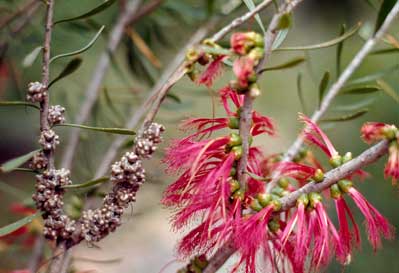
left=62, top=176, right=109, bottom=189
left=56, top=123, right=136, bottom=135
left=377, top=79, right=399, bottom=103
left=1, top=149, right=41, bottom=173
left=275, top=23, right=361, bottom=51
left=340, top=85, right=381, bottom=94
left=49, top=57, right=82, bottom=88
left=349, top=64, right=399, bottom=84
left=276, top=12, right=293, bottom=30
left=243, top=0, right=266, bottom=34
left=322, top=109, right=369, bottom=122
left=319, top=71, right=330, bottom=106
left=259, top=57, right=305, bottom=73
left=370, top=48, right=399, bottom=55
left=297, top=72, right=307, bottom=114
left=375, top=0, right=396, bottom=33
left=50, top=26, right=105, bottom=63
left=0, top=101, right=40, bottom=110
left=272, top=29, right=289, bottom=50
left=0, top=212, right=40, bottom=237
left=22, top=46, right=42, bottom=67
left=334, top=97, right=376, bottom=111
left=54, top=0, right=117, bottom=25
left=336, top=24, right=346, bottom=76
left=166, top=93, right=182, bottom=103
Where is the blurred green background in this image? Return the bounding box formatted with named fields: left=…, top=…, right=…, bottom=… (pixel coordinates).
left=0, top=0, right=398, bottom=272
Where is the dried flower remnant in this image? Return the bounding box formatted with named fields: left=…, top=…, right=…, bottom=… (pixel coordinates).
left=48, top=105, right=65, bottom=126
left=26, top=82, right=47, bottom=103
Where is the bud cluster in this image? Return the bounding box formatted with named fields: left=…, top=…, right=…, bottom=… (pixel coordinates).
left=48, top=105, right=65, bottom=126
left=39, top=129, right=60, bottom=150
left=27, top=82, right=47, bottom=103
left=32, top=168, right=76, bottom=240
left=134, top=122, right=165, bottom=158
left=30, top=150, right=48, bottom=170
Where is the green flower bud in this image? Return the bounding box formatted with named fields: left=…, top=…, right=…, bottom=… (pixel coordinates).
left=278, top=177, right=290, bottom=189
left=270, top=200, right=282, bottom=211
left=268, top=219, right=280, bottom=232
left=309, top=192, right=322, bottom=208
left=250, top=198, right=263, bottom=212
left=230, top=167, right=237, bottom=177
left=229, top=179, right=240, bottom=193
left=194, top=255, right=208, bottom=269
left=248, top=47, right=264, bottom=62
left=249, top=83, right=261, bottom=99
left=330, top=184, right=342, bottom=199
left=233, top=189, right=245, bottom=201
left=329, top=154, right=343, bottom=168
left=342, top=152, right=352, bottom=163
left=228, top=117, right=240, bottom=129
left=257, top=193, right=272, bottom=207
left=338, top=179, right=353, bottom=193
left=382, top=125, right=398, bottom=140
left=313, top=169, right=324, bottom=183
left=232, top=145, right=243, bottom=160
left=229, top=132, right=242, bottom=146
left=271, top=186, right=285, bottom=197
left=297, top=194, right=309, bottom=207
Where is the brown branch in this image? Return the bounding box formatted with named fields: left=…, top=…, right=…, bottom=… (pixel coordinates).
left=0, top=0, right=38, bottom=30
left=27, top=236, right=45, bottom=272
left=203, top=241, right=236, bottom=273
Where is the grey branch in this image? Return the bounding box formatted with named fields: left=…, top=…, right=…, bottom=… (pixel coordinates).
left=275, top=0, right=399, bottom=180
left=60, top=0, right=143, bottom=169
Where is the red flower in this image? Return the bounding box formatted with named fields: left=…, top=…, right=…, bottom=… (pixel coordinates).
left=233, top=57, right=255, bottom=89
left=230, top=32, right=263, bottom=55
left=338, top=180, right=394, bottom=250
left=197, top=55, right=227, bottom=87
left=361, top=122, right=397, bottom=144
left=385, top=141, right=399, bottom=184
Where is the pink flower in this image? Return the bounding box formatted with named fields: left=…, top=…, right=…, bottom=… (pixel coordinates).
left=299, top=114, right=338, bottom=158
left=272, top=161, right=317, bottom=183
left=233, top=57, right=255, bottom=89
left=361, top=122, right=397, bottom=144
left=230, top=32, right=263, bottom=55
left=251, top=111, right=275, bottom=136
left=219, top=85, right=244, bottom=115
left=385, top=141, right=399, bottom=184
left=197, top=55, right=226, bottom=87
left=233, top=205, right=276, bottom=273
left=338, top=181, right=394, bottom=250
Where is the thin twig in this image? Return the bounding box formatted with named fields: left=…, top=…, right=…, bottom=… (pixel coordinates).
left=60, top=0, right=143, bottom=169
left=203, top=241, right=236, bottom=273
left=0, top=0, right=38, bottom=30
left=267, top=0, right=399, bottom=190
left=27, top=236, right=45, bottom=272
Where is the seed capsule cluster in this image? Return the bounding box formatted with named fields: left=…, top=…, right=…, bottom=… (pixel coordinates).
left=27, top=82, right=47, bottom=103
left=30, top=151, right=49, bottom=170
left=48, top=105, right=65, bottom=126
left=32, top=168, right=76, bottom=240
left=39, top=129, right=60, bottom=150
left=134, top=123, right=165, bottom=158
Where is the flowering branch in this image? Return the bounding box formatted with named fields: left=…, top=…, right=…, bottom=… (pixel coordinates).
left=279, top=0, right=399, bottom=170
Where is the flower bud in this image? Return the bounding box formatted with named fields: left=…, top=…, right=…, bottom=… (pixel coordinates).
left=296, top=194, right=309, bottom=207
left=309, top=192, right=322, bottom=208
left=329, top=154, right=343, bottom=168
left=382, top=125, right=398, bottom=140
left=248, top=47, right=264, bottom=62
left=313, top=168, right=324, bottom=182
left=250, top=198, right=263, bottom=212
left=228, top=117, right=240, bottom=129
left=229, top=179, right=240, bottom=193
left=231, top=145, right=243, bottom=160
left=338, top=179, right=353, bottom=193
left=278, top=177, right=289, bottom=189
left=330, top=184, right=342, bottom=199
left=229, top=132, right=242, bottom=146
left=186, top=48, right=199, bottom=62
left=257, top=193, right=272, bottom=207
left=270, top=199, right=282, bottom=211
left=249, top=83, right=261, bottom=99
left=342, top=152, right=352, bottom=163
left=233, top=189, right=244, bottom=201
left=230, top=167, right=237, bottom=177
left=268, top=218, right=280, bottom=232
left=193, top=255, right=208, bottom=269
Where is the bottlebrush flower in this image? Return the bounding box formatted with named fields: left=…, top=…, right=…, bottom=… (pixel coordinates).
left=197, top=55, right=227, bottom=87
left=338, top=180, right=394, bottom=251
left=330, top=184, right=361, bottom=262
left=385, top=141, right=399, bottom=184
left=233, top=57, right=255, bottom=89
left=233, top=204, right=278, bottom=273
left=299, top=114, right=338, bottom=158
left=219, top=85, right=244, bottom=116
left=230, top=32, right=263, bottom=55
left=361, top=122, right=398, bottom=144
left=271, top=161, right=319, bottom=183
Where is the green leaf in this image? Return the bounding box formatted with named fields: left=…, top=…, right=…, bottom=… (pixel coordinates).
left=166, top=93, right=182, bottom=103
left=336, top=24, right=346, bottom=77
left=0, top=212, right=40, bottom=237
left=275, top=23, right=361, bottom=51
left=297, top=72, right=307, bottom=114
left=370, top=48, right=399, bottom=55
left=349, top=64, right=399, bottom=84
left=62, top=176, right=109, bottom=189
left=377, top=79, right=399, bottom=103
left=340, top=84, right=381, bottom=94
left=375, top=0, right=396, bottom=33
left=319, top=71, right=330, bottom=106
left=272, top=29, right=289, bottom=50
left=201, top=45, right=232, bottom=56
left=50, top=26, right=105, bottom=64
left=276, top=12, right=293, bottom=30
left=0, top=101, right=40, bottom=110
left=243, top=0, right=266, bottom=34
left=48, top=57, right=82, bottom=88
left=322, top=109, right=369, bottom=122
left=22, top=46, right=42, bottom=67
left=56, top=123, right=136, bottom=135
left=0, top=149, right=41, bottom=173
left=259, top=56, right=305, bottom=73
left=334, top=97, right=376, bottom=111
left=54, top=0, right=117, bottom=25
